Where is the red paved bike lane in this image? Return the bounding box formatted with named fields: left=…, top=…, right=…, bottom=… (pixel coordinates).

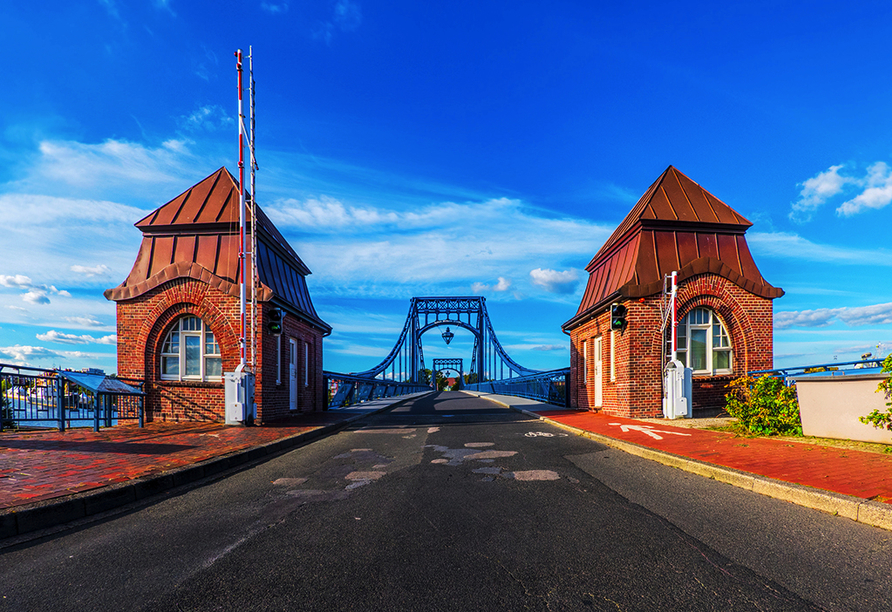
left=535, top=410, right=892, bottom=504
left=0, top=420, right=326, bottom=509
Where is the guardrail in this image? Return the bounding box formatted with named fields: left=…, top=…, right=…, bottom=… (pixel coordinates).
left=465, top=367, right=570, bottom=407
left=750, top=357, right=885, bottom=384
left=324, top=371, right=432, bottom=409
left=1, top=363, right=144, bottom=432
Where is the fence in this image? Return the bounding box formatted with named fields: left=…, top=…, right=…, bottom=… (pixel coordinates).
left=749, top=357, right=885, bottom=385
left=324, top=372, right=432, bottom=409
left=465, top=367, right=570, bottom=407
left=1, top=363, right=145, bottom=432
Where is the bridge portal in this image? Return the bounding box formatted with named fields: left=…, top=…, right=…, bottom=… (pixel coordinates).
left=354, top=297, right=540, bottom=384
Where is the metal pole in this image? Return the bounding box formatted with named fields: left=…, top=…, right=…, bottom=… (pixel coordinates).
left=670, top=271, right=678, bottom=362
left=248, top=46, right=258, bottom=371
left=236, top=49, right=247, bottom=369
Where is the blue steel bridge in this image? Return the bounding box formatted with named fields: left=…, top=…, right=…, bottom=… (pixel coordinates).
left=324, top=296, right=569, bottom=408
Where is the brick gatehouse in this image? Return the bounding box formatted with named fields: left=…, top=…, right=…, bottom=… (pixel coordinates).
left=105, top=168, right=331, bottom=423
left=563, top=166, right=783, bottom=417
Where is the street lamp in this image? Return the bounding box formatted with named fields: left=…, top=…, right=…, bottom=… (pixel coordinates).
left=441, top=327, right=454, bottom=345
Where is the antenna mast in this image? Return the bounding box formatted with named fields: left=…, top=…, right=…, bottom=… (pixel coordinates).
left=236, top=49, right=247, bottom=369
left=249, top=46, right=258, bottom=371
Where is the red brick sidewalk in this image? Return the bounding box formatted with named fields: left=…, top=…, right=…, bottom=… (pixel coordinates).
left=535, top=410, right=892, bottom=504
left=0, top=412, right=354, bottom=510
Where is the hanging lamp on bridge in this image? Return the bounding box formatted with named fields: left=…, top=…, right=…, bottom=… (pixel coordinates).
left=442, top=327, right=454, bottom=345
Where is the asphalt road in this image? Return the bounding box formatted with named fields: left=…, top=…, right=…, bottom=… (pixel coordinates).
left=1, top=392, right=889, bottom=611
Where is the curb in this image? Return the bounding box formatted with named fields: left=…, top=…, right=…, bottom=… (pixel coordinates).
left=0, top=392, right=430, bottom=542
left=472, top=392, right=892, bottom=532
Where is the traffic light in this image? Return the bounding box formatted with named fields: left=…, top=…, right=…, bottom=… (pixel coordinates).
left=267, top=308, right=283, bottom=336
left=610, top=303, right=627, bottom=330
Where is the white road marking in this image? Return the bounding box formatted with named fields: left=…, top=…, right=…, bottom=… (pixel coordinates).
left=608, top=423, right=693, bottom=440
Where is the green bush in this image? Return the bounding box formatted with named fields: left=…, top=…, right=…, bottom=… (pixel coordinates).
left=724, top=375, right=802, bottom=436
left=859, top=354, right=892, bottom=431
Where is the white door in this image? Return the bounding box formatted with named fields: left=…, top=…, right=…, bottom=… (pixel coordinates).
left=289, top=339, right=298, bottom=411
left=593, top=336, right=603, bottom=407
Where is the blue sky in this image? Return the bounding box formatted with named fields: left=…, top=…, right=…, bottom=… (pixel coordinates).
left=2, top=0, right=891, bottom=375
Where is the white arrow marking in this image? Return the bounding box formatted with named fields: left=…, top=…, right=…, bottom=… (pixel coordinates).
left=608, top=423, right=692, bottom=440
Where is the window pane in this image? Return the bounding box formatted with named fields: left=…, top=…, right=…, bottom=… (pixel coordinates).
left=714, top=349, right=730, bottom=370
left=206, top=357, right=222, bottom=378
left=677, top=349, right=687, bottom=367
left=183, top=316, right=200, bottom=331
left=162, top=356, right=179, bottom=376
left=205, top=331, right=220, bottom=355
left=185, top=336, right=201, bottom=376
left=691, top=329, right=707, bottom=371
left=163, top=331, right=179, bottom=354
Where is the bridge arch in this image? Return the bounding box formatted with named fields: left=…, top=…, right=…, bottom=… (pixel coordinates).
left=353, top=296, right=540, bottom=383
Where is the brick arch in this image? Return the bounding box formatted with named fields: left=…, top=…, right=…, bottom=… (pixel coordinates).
left=139, top=280, right=240, bottom=382
left=675, top=274, right=756, bottom=376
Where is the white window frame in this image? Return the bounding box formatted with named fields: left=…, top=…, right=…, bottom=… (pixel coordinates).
left=582, top=339, right=588, bottom=384
left=304, top=341, right=310, bottom=387
left=160, top=316, right=222, bottom=382
left=676, top=307, right=732, bottom=375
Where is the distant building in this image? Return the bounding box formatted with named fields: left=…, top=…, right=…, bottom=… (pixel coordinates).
left=563, top=166, right=783, bottom=417
left=106, top=168, right=331, bottom=423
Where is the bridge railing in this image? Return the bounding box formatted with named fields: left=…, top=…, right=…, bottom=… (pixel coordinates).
left=749, top=357, right=885, bottom=385
left=324, top=371, right=431, bottom=409
left=465, top=367, right=570, bottom=407
left=1, top=363, right=145, bottom=432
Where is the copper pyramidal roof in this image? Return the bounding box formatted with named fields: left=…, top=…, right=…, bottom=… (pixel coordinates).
left=566, top=166, right=782, bottom=330
left=106, top=168, right=330, bottom=333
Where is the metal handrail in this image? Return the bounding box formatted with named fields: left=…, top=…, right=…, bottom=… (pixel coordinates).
left=465, top=367, right=570, bottom=407
left=1, top=364, right=145, bottom=432
left=323, top=371, right=431, bottom=409
left=749, top=357, right=885, bottom=380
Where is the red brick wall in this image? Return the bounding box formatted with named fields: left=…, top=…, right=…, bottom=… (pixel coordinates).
left=256, top=309, right=325, bottom=420
left=568, top=273, right=775, bottom=417
left=116, top=277, right=326, bottom=423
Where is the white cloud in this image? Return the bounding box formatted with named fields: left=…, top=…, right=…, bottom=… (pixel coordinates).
left=472, top=277, right=512, bottom=294
left=273, top=196, right=610, bottom=298
left=334, top=0, right=362, bottom=31
left=790, top=162, right=892, bottom=221
left=65, top=316, right=106, bottom=328
left=837, top=162, right=892, bottom=217
left=775, top=309, right=839, bottom=329
left=261, top=2, right=289, bottom=13
left=0, top=344, right=65, bottom=363
left=0, top=275, right=32, bottom=288
left=178, top=105, right=234, bottom=132
left=748, top=232, right=892, bottom=265
left=22, top=290, right=51, bottom=305
left=790, top=165, right=850, bottom=222
left=0, top=194, right=146, bottom=287
left=154, top=0, right=176, bottom=16
left=71, top=264, right=112, bottom=277
left=36, top=330, right=117, bottom=345
left=1, top=275, right=73, bottom=306
left=529, top=268, right=580, bottom=295
left=836, top=302, right=892, bottom=326
left=776, top=302, right=892, bottom=329
left=9, top=138, right=203, bottom=200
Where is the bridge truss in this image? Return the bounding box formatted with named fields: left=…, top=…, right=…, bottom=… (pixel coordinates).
left=354, top=296, right=540, bottom=383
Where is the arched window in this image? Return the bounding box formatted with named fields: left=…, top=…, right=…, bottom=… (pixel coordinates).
left=160, top=316, right=222, bottom=381
left=676, top=307, right=732, bottom=375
